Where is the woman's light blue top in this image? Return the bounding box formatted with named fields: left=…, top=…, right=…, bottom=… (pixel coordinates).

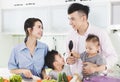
left=8, top=41, right=48, bottom=77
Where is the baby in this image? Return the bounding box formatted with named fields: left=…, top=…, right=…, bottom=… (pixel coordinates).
left=45, top=50, right=72, bottom=80
left=72, top=34, right=106, bottom=78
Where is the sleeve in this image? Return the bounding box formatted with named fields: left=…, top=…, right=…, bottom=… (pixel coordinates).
left=43, top=45, right=49, bottom=69
left=48, top=71, right=57, bottom=80
left=64, top=65, right=72, bottom=76
left=80, top=52, right=86, bottom=62
left=99, top=29, right=118, bottom=69
left=45, top=44, right=49, bottom=56
left=96, top=55, right=106, bottom=66
left=8, top=48, right=18, bottom=69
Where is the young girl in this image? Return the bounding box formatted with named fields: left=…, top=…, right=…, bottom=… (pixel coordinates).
left=72, top=34, right=106, bottom=79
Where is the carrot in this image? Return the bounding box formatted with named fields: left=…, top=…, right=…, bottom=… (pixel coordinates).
left=37, top=79, right=42, bottom=82
left=67, top=76, right=72, bottom=82
left=4, top=79, right=9, bottom=82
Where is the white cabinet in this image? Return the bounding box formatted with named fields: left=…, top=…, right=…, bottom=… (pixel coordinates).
left=0, top=0, right=68, bottom=9
left=2, top=7, right=51, bottom=34
left=88, top=2, right=110, bottom=28
left=1, top=0, right=52, bottom=9
left=0, top=0, right=72, bottom=35
left=50, top=5, right=72, bottom=34
left=111, top=2, right=120, bottom=25
left=1, top=5, right=72, bottom=35
left=1, top=1, right=111, bottom=35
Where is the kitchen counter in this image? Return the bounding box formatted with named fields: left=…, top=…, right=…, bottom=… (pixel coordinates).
left=84, top=76, right=120, bottom=82
left=0, top=68, right=41, bottom=82
left=0, top=67, right=120, bottom=82
left=22, top=79, right=38, bottom=82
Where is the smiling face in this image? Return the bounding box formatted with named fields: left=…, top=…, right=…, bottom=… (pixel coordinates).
left=54, top=54, right=65, bottom=66
left=28, top=21, right=43, bottom=39
left=68, top=11, right=87, bottom=31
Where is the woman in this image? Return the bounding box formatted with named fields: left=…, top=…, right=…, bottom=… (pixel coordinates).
left=8, top=18, right=49, bottom=79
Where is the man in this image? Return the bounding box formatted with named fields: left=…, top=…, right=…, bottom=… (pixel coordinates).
left=66, top=3, right=118, bottom=76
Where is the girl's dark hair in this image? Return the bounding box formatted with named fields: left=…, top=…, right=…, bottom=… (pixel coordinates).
left=68, top=3, right=90, bottom=19
left=45, top=50, right=58, bottom=69
left=24, top=18, right=43, bottom=42
left=86, top=34, right=100, bottom=45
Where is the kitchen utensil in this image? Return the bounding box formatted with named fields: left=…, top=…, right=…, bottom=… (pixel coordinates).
left=68, top=40, right=73, bottom=56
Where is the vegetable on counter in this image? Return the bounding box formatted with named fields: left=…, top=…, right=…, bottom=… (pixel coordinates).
left=57, top=72, right=71, bottom=82
left=57, top=73, right=62, bottom=82
left=9, top=74, right=22, bottom=82
left=0, top=77, right=4, bottom=82
left=63, top=72, right=68, bottom=82
left=0, top=76, right=9, bottom=82
left=42, top=79, right=56, bottom=82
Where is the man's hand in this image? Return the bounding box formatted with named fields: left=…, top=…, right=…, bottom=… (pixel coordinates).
left=83, top=62, right=97, bottom=75
left=66, top=56, right=76, bottom=65
left=71, top=51, right=80, bottom=58
left=83, top=62, right=97, bottom=67
left=83, top=65, right=96, bottom=75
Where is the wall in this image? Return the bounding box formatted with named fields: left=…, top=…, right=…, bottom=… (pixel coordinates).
left=0, top=32, right=120, bottom=68
left=0, top=34, right=15, bottom=67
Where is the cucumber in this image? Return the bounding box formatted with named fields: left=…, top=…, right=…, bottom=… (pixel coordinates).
left=62, top=72, right=68, bottom=82
left=0, top=77, right=4, bottom=82
left=57, top=73, right=62, bottom=82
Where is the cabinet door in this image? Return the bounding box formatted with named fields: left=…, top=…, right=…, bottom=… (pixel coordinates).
left=87, top=2, right=110, bottom=28
left=2, top=7, right=51, bottom=34
left=1, top=2, right=110, bottom=34
left=111, top=2, right=120, bottom=25
left=51, top=5, right=72, bottom=34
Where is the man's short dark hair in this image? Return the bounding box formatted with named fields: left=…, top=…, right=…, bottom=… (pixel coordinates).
left=68, top=3, right=90, bottom=18
left=45, top=50, right=58, bottom=69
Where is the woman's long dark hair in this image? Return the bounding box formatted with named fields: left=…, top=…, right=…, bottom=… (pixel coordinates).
left=24, top=18, right=43, bottom=43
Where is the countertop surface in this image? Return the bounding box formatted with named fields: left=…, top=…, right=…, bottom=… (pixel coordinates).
left=22, top=79, right=37, bottom=82
left=0, top=67, right=120, bottom=82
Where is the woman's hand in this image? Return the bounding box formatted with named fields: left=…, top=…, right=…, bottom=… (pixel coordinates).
left=22, top=69, right=33, bottom=78
left=41, top=69, right=51, bottom=80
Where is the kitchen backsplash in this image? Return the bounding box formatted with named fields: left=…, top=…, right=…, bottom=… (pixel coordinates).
left=0, top=33, right=120, bottom=67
